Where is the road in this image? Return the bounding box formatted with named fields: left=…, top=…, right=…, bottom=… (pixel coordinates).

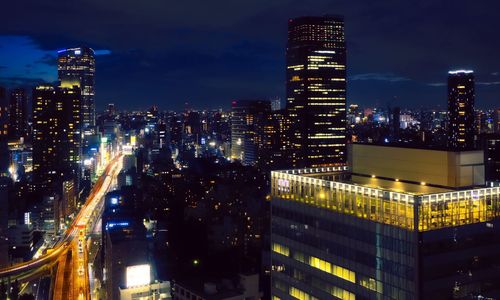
left=0, top=153, right=123, bottom=299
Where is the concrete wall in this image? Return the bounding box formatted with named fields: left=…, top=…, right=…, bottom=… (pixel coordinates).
left=348, top=144, right=485, bottom=189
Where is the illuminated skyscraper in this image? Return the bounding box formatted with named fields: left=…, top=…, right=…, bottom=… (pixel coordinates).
left=32, top=85, right=82, bottom=189
left=447, top=70, right=475, bottom=150
left=58, top=47, right=95, bottom=130
left=286, top=15, right=347, bottom=167
left=8, top=88, right=28, bottom=141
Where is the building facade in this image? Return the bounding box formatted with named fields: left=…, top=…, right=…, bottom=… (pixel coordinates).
left=230, top=100, right=271, bottom=166
left=483, top=134, right=500, bottom=182
left=8, top=88, right=28, bottom=141
left=58, top=47, right=96, bottom=130
left=494, top=108, right=500, bottom=134
left=32, top=85, right=82, bottom=189
left=0, top=86, right=8, bottom=176
left=271, top=144, right=500, bottom=299
left=448, top=70, right=475, bottom=150
left=286, top=15, right=347, bottom=168
left=119, top=280, right=171, bottom=300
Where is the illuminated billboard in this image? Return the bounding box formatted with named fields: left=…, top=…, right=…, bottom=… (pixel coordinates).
left=126, top=264, right=150, bottom=288
left=123, top=145, right=133, bottom=155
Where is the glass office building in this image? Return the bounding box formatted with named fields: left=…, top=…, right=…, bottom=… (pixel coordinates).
left=58, top=47, right=96, bottom=130
left=285, top=15, right=347, bottom=168
left=271, top=144, right=500, bottom=299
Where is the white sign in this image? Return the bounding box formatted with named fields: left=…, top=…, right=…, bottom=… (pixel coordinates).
left=126, top=264, right=150, bottom=288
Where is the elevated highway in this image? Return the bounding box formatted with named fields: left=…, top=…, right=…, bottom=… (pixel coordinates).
left=0, top=153, right=123, bottom=299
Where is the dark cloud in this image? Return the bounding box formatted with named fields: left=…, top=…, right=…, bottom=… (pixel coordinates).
left=1, top=0, right=500, bottom=109
left=428, top=81, right=500, bottom=87
left=94, top=50, right=112, bottom=56
left=350, top=73, right=411, bottom=82
left=34, top=53, right=58, bottom=66
left=477, top=81, right=500, bottom=86
left=0, top=75, right=55, bottom=88
left=428, top=83, right=446, bottom=87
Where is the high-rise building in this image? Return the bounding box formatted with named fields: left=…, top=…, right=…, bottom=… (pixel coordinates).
left=230, top=100, right=271, bottom=166
left=32, top=85, right=82, bottom=190
left=0, top=177, right=12, bottom=268
left=483, top=134, right=500, bottom=182
left=42, top=193, right=60, bottom=238
left=158, top=121, right=167, bottom=149
left=102, top=188, right=148, bottom=300
left=448, top=70, right=475, bottom=150
left=271, top=97, right=282, bottom=111
left=391, top=106, right=401, bottom=139
left=61, top=179, right=77, bottom=219
left=169, top=114, right=183, bottom=150
left=107, top=103, right=116, bottom=118
left=286, top=15, right=347, bottom=168
left=58, top=47, right=95, bottom=130
left=256, top=109, right=287, bottom=169
left=0, top=86, right=8, bottom=176
left=0, top=87, right=9, bottom=266
left=271, top=144, right=500, bottom=299
left=494, top=108, right=500, bottom=133
left=8, top=88, right=28, bottom=141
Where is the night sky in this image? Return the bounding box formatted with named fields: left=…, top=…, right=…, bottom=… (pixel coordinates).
left=1, top=0, right=499, bottom=110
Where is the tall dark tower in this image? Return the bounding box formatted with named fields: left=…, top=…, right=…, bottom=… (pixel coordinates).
left=0, top=86, right=8, bottom=176
left=32, top=85, right=82, bottom=189
left=392, top=106, right=401, bottom=139
left=58, top=47, right=95, bottom=131
left=8, top=88, right=28, bottom=141
left=286, top=15, right=347, bottom=168
left=447, top=70, right=475, bottom=150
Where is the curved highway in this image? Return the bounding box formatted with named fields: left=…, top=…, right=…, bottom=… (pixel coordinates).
left=0, top=154, right=123, bottom=281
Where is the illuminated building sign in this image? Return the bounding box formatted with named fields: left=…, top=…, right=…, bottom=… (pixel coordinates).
left=24, top=212, right=31, bottom=225
left=278, top=179, right=290, bottom=192
left=105, top=221, right=129, bottom=230
left=83, top=159, right=92, bottom=166
left=126, top=264, right=151, bottom=288
left=123, top=145, right=133, bottom=155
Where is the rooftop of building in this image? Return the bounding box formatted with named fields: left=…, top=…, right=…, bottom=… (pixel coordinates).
left=276, top=143, right=489, bottom=196
left=174, top=273, right=258, bottom=300
left=271, top=144, right=500, bottom=232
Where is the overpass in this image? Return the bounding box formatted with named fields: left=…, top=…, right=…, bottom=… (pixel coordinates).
left=0, top=153, right=123, bottom=299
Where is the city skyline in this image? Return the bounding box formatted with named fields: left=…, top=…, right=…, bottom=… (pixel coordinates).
left=1, top=3, right=500, bottom=300
left=1, top=1, right=500, bottom=110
